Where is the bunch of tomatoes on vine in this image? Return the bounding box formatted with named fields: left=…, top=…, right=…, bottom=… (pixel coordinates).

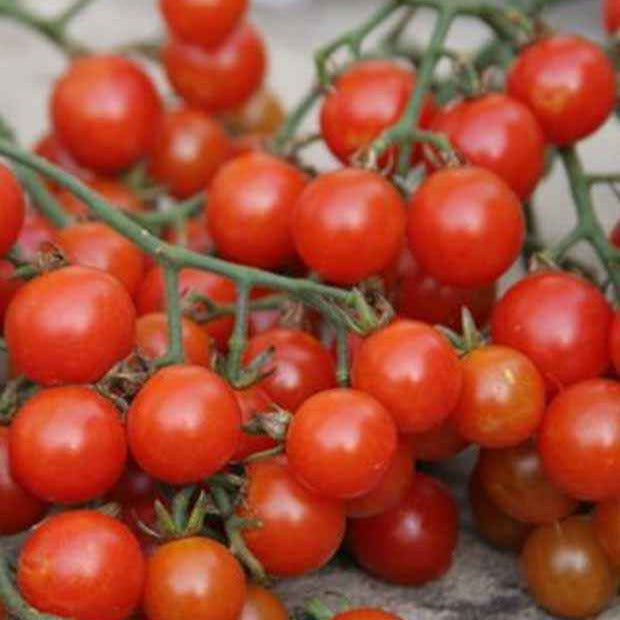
left=0, top=0, right=619, bottom=619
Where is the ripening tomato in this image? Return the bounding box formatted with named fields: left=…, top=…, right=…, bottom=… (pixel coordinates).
left=231, top=386, right=277, bottom=462
left=491, top=271, right=613, bottom=392
left=5, top=266, right=136, bottom=385
left=243, top=328, right=337, bottom=411
left=507, top=35, right=616, bottom=145
left=333, top=610, right=403, bottom=620
left=0, top=260, right=22, bottom=328
left=208, top=153, right=306, bottom=269
left=408, top=417, right=469, bottom=462
left=18, top=510, right=145, bottom=620
left=239, top=585, right=288, bottom=620
left=428, top=93, right=545, bottom=199
left=33, top=132, right=94, bottom=189
left=51, top=55, right=161, bottom=173
left=407, top=166, right=524, bottom=287
left=611, top=311, right=620, bottom=376
left=144, top=537, right=246, bottom=620
left=352, top=320, right=462, bottom=434
left=163, top=24, right=266, bottom=113
left=127, top=365, right=241, bottom=484
left=604, top=0, right=620, bottom=33
left=222, top=88, right=285, bottom=135
left=0, top=163, right=25, bottom=257
left=164, top=214, right=214, bottom=254
left=57, top=178, right=143, bottom=219
left=15, top=211, right=56, bottom=262
left=349, top=473, right=458, bottom=585
left=292, top=169, right=406, bottom=285
left=237, top=457, right=346, bottom=577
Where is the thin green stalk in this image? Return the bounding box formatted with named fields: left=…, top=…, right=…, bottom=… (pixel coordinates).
left=131, top=192, right=204, bottom=227
left=272, top=86, right=322, bottom=153
left=52, top=0, right=97, bottom=29
left=334, top=325, right=351, bottom=387
left=14, top=167, right=71, bottom=228
left=587, top=173, right=620, bottom=186
left=226, top=281, right=252, bottom=383
left=160, top=265, right=185, bottom=366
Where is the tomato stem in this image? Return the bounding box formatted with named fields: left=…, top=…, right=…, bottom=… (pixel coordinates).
left=226, top=281, right=252, bottom=385
left=160, top=265, right=185, bottom=366
left=335, top=325, right=351, bottom=387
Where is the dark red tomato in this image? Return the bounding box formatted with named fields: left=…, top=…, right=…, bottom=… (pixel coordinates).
left=239, top=584, right=288, bottom=620
left=605, top=0, right=620, bottom=33
left=453, top=345, right=546, bottom=448
left=51, top=55, right=161, bottom=173
left=0, top=163, right=25, bottom=257
left=18, top=510, right=145, bottom=620
left=407, top=166, right=524, bottom=288
left=127, top=365, right=241, bottom=484
left=292, top=169, right=406, bottom=285
left=148, top=107, right=231, bottom=199
left=136, top=266, right=235, bottom=351
left=0, top=598, right=4, bottom=620
left=507, top=35, right=616, bottom=145
left=491, top=271, right=613, bottom=392
left=222, top=88, right=285, bottom=136
left=135, top=312, right=210, bottom=366
left=408, top=417, right=469, bottom=462
left=243, top=328, right=337, bottom=411
left=0, top=260, right=22, bottom=328
left=349, top=473, right=458, bottom=585
left=477, top=443, right=578, bottom=524
left=352, top=320, right=462, bottom=434
left=164, top=213, right=214, bottom=254
left=333, top=610, right=403, bottom=620
left=287, top=388, right=398, bottom=499
left=320, top=60, right=436, bottom=166
left=5, top=266, right=136, bottom=385
left=0, top=427, right=46, bottom=535
left=144, top=537, right=246, bottom=620
left=429, top=94, right=545, bottom=199
left=163, top=24, right=266, bottom=113
left=231, top=386, right=277, bottom=462
left=237, top=457, right=346, bottom=577
left=10, top=386, right=126, bottom=503
left=208, top=153, right=307, bottom=269
left=612, top=220, right=620, bottom=248
left=33, top=132, right=94, bottom=189
left=594, top=500, right=620, bottom=567
left=611, top=311, right=620, bottom=376
left=539, top=379, right=620, bottom=501
left=160, top=0, right=247, bottom=49
left=15, top=211, right=56, bottom=262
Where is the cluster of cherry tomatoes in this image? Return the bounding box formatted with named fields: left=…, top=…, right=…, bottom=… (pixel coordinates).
left=0, top=0, right=619, bottom=619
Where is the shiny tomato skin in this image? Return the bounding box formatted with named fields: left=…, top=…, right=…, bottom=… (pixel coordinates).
left=352, top=320, right=462, bottom=434
left=127, top=365, right=241, bottom=484
left=605, top=0, right=620, bottom=33
left=407, top=166, right=524, bottom=288
left=5, top=266, right=136, bottom=386
left=163, top=24, right=266, bottom=113
left=231, top=386, right=277, bottom=462
left=292, top=169, right=406, bottom=285
left=539, top=379, right=620, bottom=501
left=239, top=584, right=288, bottom=620
left=349, top=473, right=458, bottom=585
left=491, top=271, right=613, bottom=392
left=15, top=211, right=56, bottom=262
left=238, top=457, right=346, bottom=577
left=0, top=163, right=25, bottom=256
left=507, top=35, right=616, bottom=145
left=408, top=417, right=469, bottom=462
left=243, top=328, right=337, bottom=411
left=51, top=55, right=162, bottom=173
left=144, top=537, right=246, bottom=620
left=208, top=153, right=307, bottom=269
left=0, top=260, right=22, bottom=328
left=57, top=178, right=143, bottom=219
left=611, top=311, right=620, bottom=376
left=18, top=510, right=145, bottom=620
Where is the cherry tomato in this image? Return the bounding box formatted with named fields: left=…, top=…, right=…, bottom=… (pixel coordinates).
left=491, top=271, right=613, bottom=392
left=0, top=163, right=25, bottom=257
left=148, top=107, right=231, bottom=199
left=237, top=457, right=346, bottom=577
left=605, top=0, right=620, bottom=32
left=613, top=220, right=620, bottom=247
left=349, top=473, right=458, bottom=585
left=239, top=584, right=288, bottom=620
left=18, top=510, right=145, bottom=620
left=429, top=93, right=545, bottom=199
left=163, top=24, right=266, bottom=113
left=231, top=386, right=277, bottom=462
left=521, top=516, right=617, bottom=619
left=231, top=132, right=269, bottom=158
left=287, top=388, right=398, bottom=499
left=243, top=328, right=337, bottom=411
left=352, top=320, right=462, bottom=434
left=164, top=213, right=214, bottom=254
left=222, top=88, right=285, bottom=135
left=0, top=260, right=22, bottom=328
left=57, top=178, right=143, bottom=219
left=408, top=417, right=469, bottom=462
left=51, top=55, right=162, bottom=173
left=127, top=364, right=241, bottom=484
left=292, top=169, right=406, bottom=285
left=160, top=0, right=247, bottom=49
left=507, top=35, right=616, bottom=145
left=611, top=310, right=620, bottom=376
left=594, top=500, right=620, bottom=567
left=407, top=166, right=524, bottom=288
left=333, top=611, right=402, bottom=620
left=208, top=153, right=307, bottom=269
left=15, top=211, right=56, bottom=262
left=5, top=265, right=136, bottom=385
left=33, top=132, right=93, bottom=189
left=539, top=379, right=620, bottom=501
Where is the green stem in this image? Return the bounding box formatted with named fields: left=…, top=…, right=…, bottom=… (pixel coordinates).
left=334, top=325, right=351, bottom=387
left=52, top=0, right=97, bottom=29
left=131, top=192, right=204, bottom=227
left=159, top=265, right=185, bottom=366
left=587, top=173, right=620, bottom=186
left=14, top=167, right=71, bottom=228
left=226, top=281, right=251, bottom=384
left=272, top=86, right=322, bottom=153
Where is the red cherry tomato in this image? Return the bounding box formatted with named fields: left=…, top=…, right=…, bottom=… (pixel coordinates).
left=349, top=473, right=458, bottom=585
left=0, top=260, right=22, bottom=328
left=127, top=365, right=241, bottom=484
left=243, top=328, right=337, bottom=411
left=239, top=584, right=288, bottom=620
left=237, top=457, right=346, bottom=577
left=611, top=311, right=620, bottom=376
left=429, top=93, right=545, bottom=199
left=612, top=220, right=620, bottom=248
left=143, top=537, right=246, bottom=620
left=407, top=166, right=524, bottom=287
left=164, top=213, right=214, bottom=254
left=333, top=610, right=403, bottom=620
left=507, top=35, right=616, bottom=145
left=51, top=55, right=161, bottom=173
left=5, top=265, right=136, bottom=385
left=292, top=169, right=406, bottom=285
left=352, top=320, right=462, bottom=434
left=160, top=0, right=247, bottom=49
left=163, top=24, right=266, bottom=113
left=594, top=499, right=620, bottom=567
left=491, top=271, right=613, bottom=392
left=605, top=0, right=620, bottom=33
left=33, top=132, right=94, bottom=190
left=231, top=386, right=277, bottom=462
left=408, top=417, right=469, bottom=462
left=15, top=211, right=56, bottom=262
left=539, top=379, right=620, bottom=502
left=17, top=510, right=145, bottom=620
left=0, top=163, right=25, bottom=257
left=57, top=178, right=143, bottom=219
left=208, top=153, right=306, bottom=269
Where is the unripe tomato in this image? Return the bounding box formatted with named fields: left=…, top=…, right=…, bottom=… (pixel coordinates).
left=0, top=163, right=25, bottom=257
left=222, top=88, right=285, bottom=135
